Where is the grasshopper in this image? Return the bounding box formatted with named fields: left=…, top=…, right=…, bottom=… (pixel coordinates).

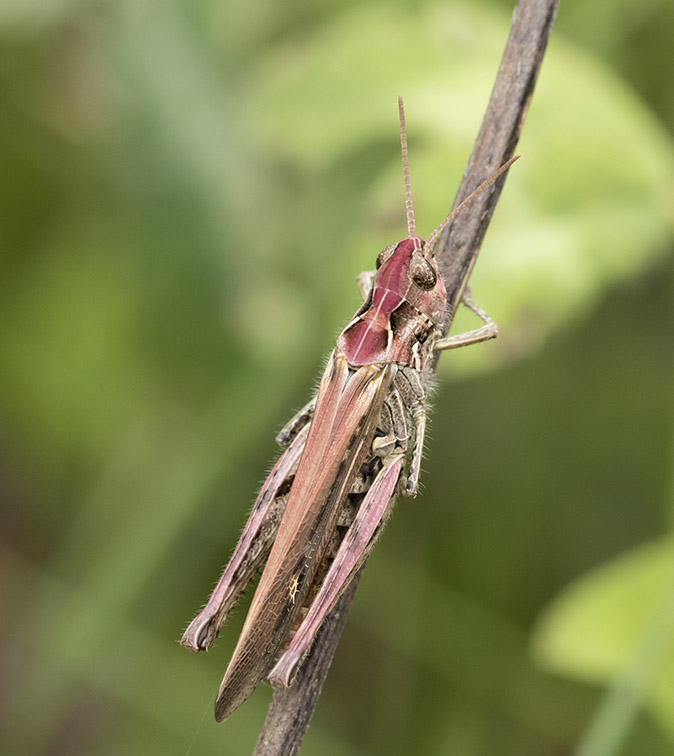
left=182, top=97, right=517, bottom=721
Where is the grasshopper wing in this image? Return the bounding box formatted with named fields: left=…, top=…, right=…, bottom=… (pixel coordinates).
left=214, top=349, right=394, bottom=721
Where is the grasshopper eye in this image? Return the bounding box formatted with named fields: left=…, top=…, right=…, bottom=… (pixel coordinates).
left=375, top=245, right=395, bottom=269
left=410, top=253, right=437, bottom=290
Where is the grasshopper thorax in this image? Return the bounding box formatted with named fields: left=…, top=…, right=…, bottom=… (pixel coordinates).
left=337, top=236, right=447, bottom=369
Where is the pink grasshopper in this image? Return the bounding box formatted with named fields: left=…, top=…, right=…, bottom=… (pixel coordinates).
left=182, top=97, right=517, bottom=721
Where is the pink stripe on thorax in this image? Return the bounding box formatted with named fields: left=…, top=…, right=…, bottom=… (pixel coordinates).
left=371, top=287, right=404, bottom=314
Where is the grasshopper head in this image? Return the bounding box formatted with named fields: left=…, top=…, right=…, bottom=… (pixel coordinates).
left=373, top=236, right=447, bottom=325
left=337, top=236, right=447, bottom=368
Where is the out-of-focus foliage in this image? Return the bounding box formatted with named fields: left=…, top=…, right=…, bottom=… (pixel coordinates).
left=534, top=537, right=674, bottom=744
left=0, top=1, right=672, bottom=755
left=247, top=2, right=674, bottom=373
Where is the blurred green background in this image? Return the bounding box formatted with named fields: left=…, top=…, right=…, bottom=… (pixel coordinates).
left=2, top=0, right=674, bottom=754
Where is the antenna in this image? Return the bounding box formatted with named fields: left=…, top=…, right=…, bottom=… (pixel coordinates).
left=425, top=155, right=520, bottom=253
left=398, top=96, right=415, bottom=237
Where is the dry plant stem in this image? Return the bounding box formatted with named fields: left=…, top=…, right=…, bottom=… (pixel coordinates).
left=252, top=571, right=362, bottom=756
left=436, top=0, right=560, bottom=320
left=253, top=1, right=560, bottom=753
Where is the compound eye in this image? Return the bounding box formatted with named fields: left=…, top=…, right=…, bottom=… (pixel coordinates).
left=375, top=245, right=395, bottom=269
left=410, top=252, right=437, bottom=290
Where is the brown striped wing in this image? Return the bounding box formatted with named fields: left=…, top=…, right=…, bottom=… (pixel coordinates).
left=214, top=349, right=393, bottom=721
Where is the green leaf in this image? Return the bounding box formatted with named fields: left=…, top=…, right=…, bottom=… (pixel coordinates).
left=532, top=537, right=674, bottom=742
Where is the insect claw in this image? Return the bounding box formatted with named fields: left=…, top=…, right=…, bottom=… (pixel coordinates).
left=405, top=478, right=418, bottom=497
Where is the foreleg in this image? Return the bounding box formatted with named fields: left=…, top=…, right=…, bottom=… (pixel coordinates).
left=434, top=290, right=498, bottom=351
left=356, top=270, right=376, bottom=300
